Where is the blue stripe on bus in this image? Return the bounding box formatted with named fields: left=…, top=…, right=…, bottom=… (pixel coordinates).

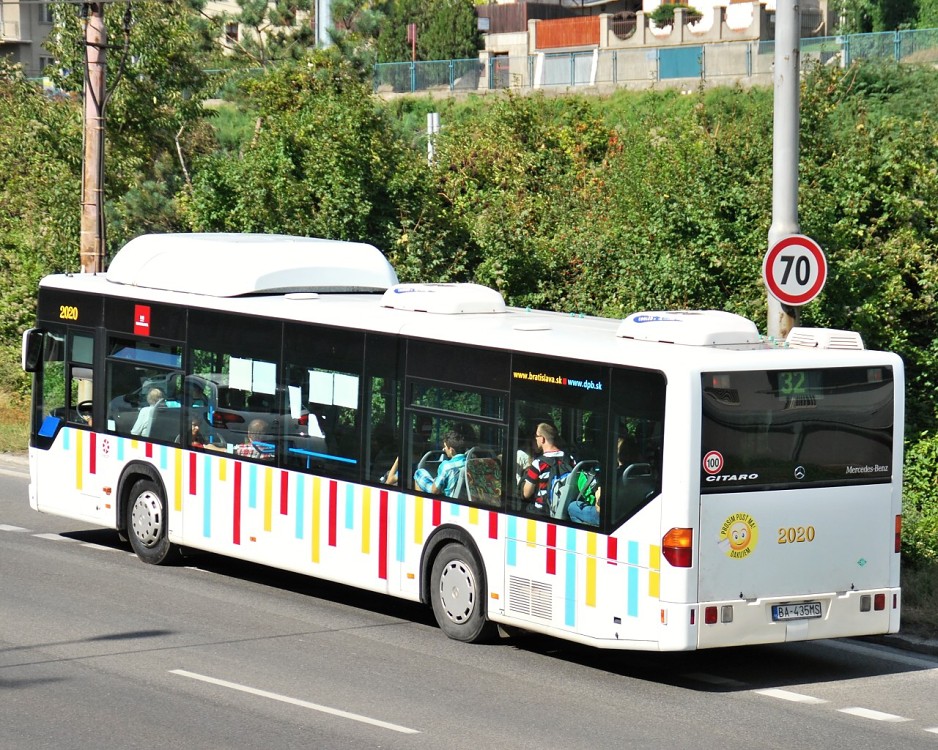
left=345, top=483, right=355, bottom=530
left=565, top=527, right=578, bottom=626
left=248, top=464, right=257, bottom=509
left=295, top=475, right=305, bottom=539
left=506, top=516, right=517, bottom=566
left=117, top=436, right=124, bottom=461
left=396, top=492, right=406, bottom=563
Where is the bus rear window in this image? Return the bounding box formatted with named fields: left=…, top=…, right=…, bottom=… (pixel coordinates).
left=700, top=367, right=894, bottom=492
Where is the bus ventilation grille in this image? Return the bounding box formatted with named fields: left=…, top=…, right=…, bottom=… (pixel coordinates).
left=786, top=327, right=865, bottom=350
left=508, top=576, right=553, bottom=620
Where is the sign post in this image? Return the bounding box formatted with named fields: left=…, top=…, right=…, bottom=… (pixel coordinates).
left=762, top=234, right=827, bottom=308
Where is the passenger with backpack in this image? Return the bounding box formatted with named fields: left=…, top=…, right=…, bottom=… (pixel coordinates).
left=522, top=423, right=573, bottom=515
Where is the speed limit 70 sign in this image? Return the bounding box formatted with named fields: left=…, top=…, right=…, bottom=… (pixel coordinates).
left=762, top=235, right=827, bottom=306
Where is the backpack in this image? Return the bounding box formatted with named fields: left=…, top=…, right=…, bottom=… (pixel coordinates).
left=546, top=454, right=575, bottom=517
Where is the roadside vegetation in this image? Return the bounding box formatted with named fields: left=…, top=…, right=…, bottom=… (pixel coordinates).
left=1, top=16, right=935, bottom=636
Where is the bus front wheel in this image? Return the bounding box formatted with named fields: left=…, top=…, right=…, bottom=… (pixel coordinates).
left=127, top=479, right=176, bottom=565
left=430, top=543, right=495, bottom=643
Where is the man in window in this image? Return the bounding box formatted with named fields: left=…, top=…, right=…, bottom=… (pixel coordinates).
left=414, top=426, right=470, bottom=498
left=234, top=419, right=275, bottom=461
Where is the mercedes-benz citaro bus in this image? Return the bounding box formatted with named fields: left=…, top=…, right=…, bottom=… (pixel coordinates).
left=21, top=233, right=903, bottom=650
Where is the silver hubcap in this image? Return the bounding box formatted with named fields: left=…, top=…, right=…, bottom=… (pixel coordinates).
left=438, top=559, right=476, bottom=624
left=131, top=490, right=163, bottom=548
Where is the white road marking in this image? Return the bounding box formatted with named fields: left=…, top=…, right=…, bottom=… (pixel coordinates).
left=754, top=688, right=827, bottom=704
left=0, top=467, right=29, bottom=479
left=0, top=524, right=30, bottom=532
left=924, top=727, right=938, bottom=734
left=838, top=707, right=910, bottom=722
left=80, top=542, right=119, bottom=552
left=33, top=533, right=78, bottom=542
left=170, top=669, right=420, bottom=734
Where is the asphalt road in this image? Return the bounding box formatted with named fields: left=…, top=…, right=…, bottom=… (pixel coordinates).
left=2, top=456, right=937, bottom=750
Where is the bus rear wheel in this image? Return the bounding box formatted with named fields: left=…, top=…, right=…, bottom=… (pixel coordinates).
left=430, top=543, right=496, bottom=643
left=127, top=479, right=176, bottom=565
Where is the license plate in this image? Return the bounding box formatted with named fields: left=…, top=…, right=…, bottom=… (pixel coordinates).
left=772, top=601, right=822, bottom=621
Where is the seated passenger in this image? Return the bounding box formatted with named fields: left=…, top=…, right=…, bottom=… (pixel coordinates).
left=180, top=419, right=226, bottom=451
left=522, top=423, right=572, bottom=515
left=568, top=471, right=601, bottom=526
left=414, top=427, right=469, bottom=498
left=234, top=419, right=275, bottom=461
left=130, top=388, right=164, bottom=437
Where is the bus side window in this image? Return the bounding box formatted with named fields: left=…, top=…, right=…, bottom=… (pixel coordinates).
left=609, top=367, right=666, bottom=527
left=282, top=323, right=364, bottom=481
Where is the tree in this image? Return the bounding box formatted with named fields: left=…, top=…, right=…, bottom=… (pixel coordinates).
left=328, top=0, right=386, bottom=65
left=221, top=0, right=317, bottom=66
left=374, top=0, right=479, bottom=63
left=42, top=1, right=214, bottom=254
left=420, top=0, right=480, bottom=62
left=0, top=60, right=82, bottom=345
left=375, top=0, right=425, bottom=63
left=185, top=50, right=455, bottom=260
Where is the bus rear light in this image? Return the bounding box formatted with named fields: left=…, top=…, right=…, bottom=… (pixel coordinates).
left=893, top=594, right=898, bottom=609
left=704, top=606, right=718, bottom=625
left=860, top=595, right=871, bottom=612
left=297, top=413, right=308, bottom=426
left=874, top=593, right=886, bottom=611
left=895, top=515, right=902, bottom=553
left=662, top=528, right=693, bottom=567
left=721, top=605, right=734, bottom=623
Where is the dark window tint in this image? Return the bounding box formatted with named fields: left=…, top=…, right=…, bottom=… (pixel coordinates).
left=700, top=367, right=894, bottom=492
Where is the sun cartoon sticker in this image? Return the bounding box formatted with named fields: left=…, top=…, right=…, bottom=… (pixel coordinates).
left=718, top=512, right=759, bottom=559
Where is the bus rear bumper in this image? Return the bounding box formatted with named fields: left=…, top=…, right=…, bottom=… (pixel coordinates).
left=696, top=589, right=901, bottom=649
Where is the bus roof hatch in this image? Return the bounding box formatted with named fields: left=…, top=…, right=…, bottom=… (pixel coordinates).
left=106, top=233, right=398, bottom=296
left=381, top=283, right=507, bottom=314
left=616, top=310, right=763, bottom=348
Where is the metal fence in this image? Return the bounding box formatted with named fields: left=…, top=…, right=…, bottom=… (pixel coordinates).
left=373, top=27, right=938, bottom=94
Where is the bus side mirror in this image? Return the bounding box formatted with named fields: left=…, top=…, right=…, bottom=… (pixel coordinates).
left=22, top=328, right=43, bottom=373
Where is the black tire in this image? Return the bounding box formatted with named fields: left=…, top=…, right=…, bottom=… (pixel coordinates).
left=126, top=479, right=177, bottom=565
left=430, top=542, right=496, bottom=643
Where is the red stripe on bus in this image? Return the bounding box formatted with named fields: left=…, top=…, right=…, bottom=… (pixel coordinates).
left=280, top=471, right=288, bottom=515
left=607, top=536, right=618, bottom=564
left=546, top=524, right=557, bottom=575
left=488, top=511, right=498, bottom=539
left=189, top=452, right=197, bottom=495
left=145, top=442, right=153, bottom=458
left=328, top=480, right=337, bottom=547
left=432, top=500, right=441, bottom=527
left=233, top=461, right=241, bottom=545
left=378, top=490, right=388, bottom=580
left=89, top=432, right=96, bottom=474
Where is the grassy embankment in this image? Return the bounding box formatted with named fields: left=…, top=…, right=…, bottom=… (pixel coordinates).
left=0, top=393, right=933, bottom=639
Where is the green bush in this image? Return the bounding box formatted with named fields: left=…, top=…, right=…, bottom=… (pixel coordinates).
left=903, top=432, right=938, bottom=561
left=649, top=4, right=703, bottom=26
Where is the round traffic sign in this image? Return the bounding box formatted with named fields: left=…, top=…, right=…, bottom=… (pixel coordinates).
left=703, top=450, right=724, bottom=475
left=762, top=235, right=827, bottom=306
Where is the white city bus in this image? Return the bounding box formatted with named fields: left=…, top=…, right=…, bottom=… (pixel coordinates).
left=21, top=233, right=903, bottom=650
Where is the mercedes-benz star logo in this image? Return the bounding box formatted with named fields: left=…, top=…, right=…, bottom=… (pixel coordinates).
left=794, top=466, right=806, bottom=480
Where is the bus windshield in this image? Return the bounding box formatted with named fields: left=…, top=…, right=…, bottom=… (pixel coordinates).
left=700, top=366, right=894, bottom=491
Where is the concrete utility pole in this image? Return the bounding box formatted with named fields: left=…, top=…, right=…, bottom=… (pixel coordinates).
left=767, top=0, right=801, bottom=339
left=80, top=2, right=106, bottom=274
